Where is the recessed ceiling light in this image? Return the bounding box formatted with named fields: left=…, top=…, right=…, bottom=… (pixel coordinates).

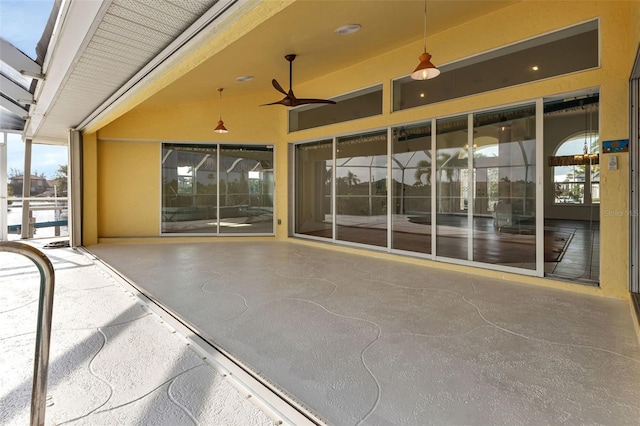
left=419, top=92, right=425, bottom=98
left=335, top=24, right=361, bottom=35
left=236, top=75, right=254, bottom=82
left=532, top=66, right=539, bottom=71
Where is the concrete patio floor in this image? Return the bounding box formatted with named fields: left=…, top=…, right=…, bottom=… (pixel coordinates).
left=0, top=239, right=275, bottom=425
left=84, top=240, right=640, bottom=425
left=3, top=238, right=640, bottom=425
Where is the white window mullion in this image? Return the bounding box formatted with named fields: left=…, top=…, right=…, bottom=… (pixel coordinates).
left=387, top=127, right=393, bottom=252
left=467, top=113, right=474, bottom=262
left=536, top=98, right=545, bottom=277
left=332, top=137, right=337, bottom=241
left=216, top=144, right=220, bottom=235
left=431, top=119, right=437, bottom=257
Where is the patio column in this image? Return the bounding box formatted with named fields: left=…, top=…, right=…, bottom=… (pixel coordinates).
left=21, top=138, right=32, bottom=239
left=69, top=130, right=82, bottom=247
left=0, top=133, right=7, bottom=241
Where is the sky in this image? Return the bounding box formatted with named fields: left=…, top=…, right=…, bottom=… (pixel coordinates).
left=1, top=0, right=66, bottom=179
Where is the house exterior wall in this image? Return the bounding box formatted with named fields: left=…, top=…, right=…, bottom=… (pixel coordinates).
left=83, top=1, right=640, bottom=299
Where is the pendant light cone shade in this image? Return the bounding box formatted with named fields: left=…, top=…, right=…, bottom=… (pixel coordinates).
left=412, top=52, right=440, bottom=80
left=411, top=0, right=439, bottom=80
left=214, top=119, right=228, bottom=133
left=214, top=87, right=229, bottom=133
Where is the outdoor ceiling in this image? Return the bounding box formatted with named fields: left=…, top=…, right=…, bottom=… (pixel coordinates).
left=140, top=0, right=521, bottom=108
left=26, top=0, right=521, bottom=144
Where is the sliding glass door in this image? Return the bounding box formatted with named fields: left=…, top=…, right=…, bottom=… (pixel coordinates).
left=335, top=131, right=388, bottom=247
left=472, top=105, right=537, bottom=269
left=293, top=102, right=541, bottom=274
left=219, top=145, right=274, bottom=234
left=391, top=121, right=432, bottom=254
left=435, top=115, right=469, bottom=260
left=162, top=144, right=218, bottom=234
left=161, top=143, right=274, bottom=235
left=294, top=140, right=333, bottom=238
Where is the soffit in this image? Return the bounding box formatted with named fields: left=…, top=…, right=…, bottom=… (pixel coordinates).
left=28, top=0, right=224, bottom=144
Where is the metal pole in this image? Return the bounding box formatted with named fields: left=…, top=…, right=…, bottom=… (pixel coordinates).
left=0, top=241, right=55, bottom=426
left=1, top=132, right=7, bottom=241
left=21, top=139, right=33, bottom=239
left=69, top=130, right=83, bottom=247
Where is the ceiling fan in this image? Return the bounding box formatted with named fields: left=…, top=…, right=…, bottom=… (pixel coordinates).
left=262, top=54, right=336, bottom=107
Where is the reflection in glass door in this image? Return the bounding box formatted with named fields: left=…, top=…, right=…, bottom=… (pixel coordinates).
left=472, top=105, right=537, bottom=269
left=294, top=140, right=333, bottom=238
left=391, top=121, right=432, bottom=254
left=218, top=145, right=274, bottom=234
left=292, top=102, right=543, bottom=276
left=335, top=131, right=387, bottom=247
left=161, top=143, right=274, bottom=235
left=435, top=115, right=469, bottom=260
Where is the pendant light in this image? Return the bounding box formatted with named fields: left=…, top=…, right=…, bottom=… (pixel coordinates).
left=411, top=0, right=440, bottom=80
left=214, top=87, right=228, bottom=133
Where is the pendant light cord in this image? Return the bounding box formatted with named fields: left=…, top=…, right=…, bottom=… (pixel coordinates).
left=218, top=88, right=223, bottom=120
left=423, top=0, right=427, bottom=54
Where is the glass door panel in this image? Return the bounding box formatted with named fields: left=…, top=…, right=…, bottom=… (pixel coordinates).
left=544, top=94, right=599, bottom=282
left=295, top=140, right=333, bottom=238
left=219, top=145, right=274, bottom=234
left=473, top=105, right=536, bottom=269
left=392, top=121, right=432, bottom=254
left=162, top=144, right=218, bottom=234
left=336, top=130, right=387, bottom=247
left=435, top=115, right=469, bottom=260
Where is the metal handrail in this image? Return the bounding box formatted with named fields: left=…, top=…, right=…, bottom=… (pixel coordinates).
left=0, top=241, right=55, bottom=426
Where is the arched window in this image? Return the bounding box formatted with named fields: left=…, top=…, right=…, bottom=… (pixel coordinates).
left=553, top=132, right=599, bottom=204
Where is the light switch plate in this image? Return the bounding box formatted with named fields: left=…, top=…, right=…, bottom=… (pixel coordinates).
left=608, top=155, right=618, bottom=170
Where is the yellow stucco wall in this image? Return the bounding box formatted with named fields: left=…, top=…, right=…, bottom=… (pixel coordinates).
left=84, top=0, right=639, bottom=299
left=96, top=140, right=159, bottom=236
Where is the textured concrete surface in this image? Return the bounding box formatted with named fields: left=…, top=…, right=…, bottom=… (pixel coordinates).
left=89, top=240, right=640, bottom=426
left=0, top=239, right=274, bottom=426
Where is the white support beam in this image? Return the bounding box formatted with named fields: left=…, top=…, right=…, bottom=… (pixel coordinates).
left=0, top=127, right=25, bottom=134
left=0, top=74, right=34, bottom=104
left=0, top=38, right=41, bottom=77
left=0, top=97, right=28, bottom=117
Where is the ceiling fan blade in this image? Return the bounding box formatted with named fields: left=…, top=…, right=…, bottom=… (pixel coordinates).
left=262, top=54, right=335, bottom=107
left=260, top=96, right=293, bottom=107
left=272, top=79, right=287, bottom=96
left=295, top=98, right=337, bottom=105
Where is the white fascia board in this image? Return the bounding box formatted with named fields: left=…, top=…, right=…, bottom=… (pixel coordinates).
left=0, top=74, right=33, bottom=103
left=26, top=0, right=110, bottom=141
left=30, top=134, right=68, bottom=145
